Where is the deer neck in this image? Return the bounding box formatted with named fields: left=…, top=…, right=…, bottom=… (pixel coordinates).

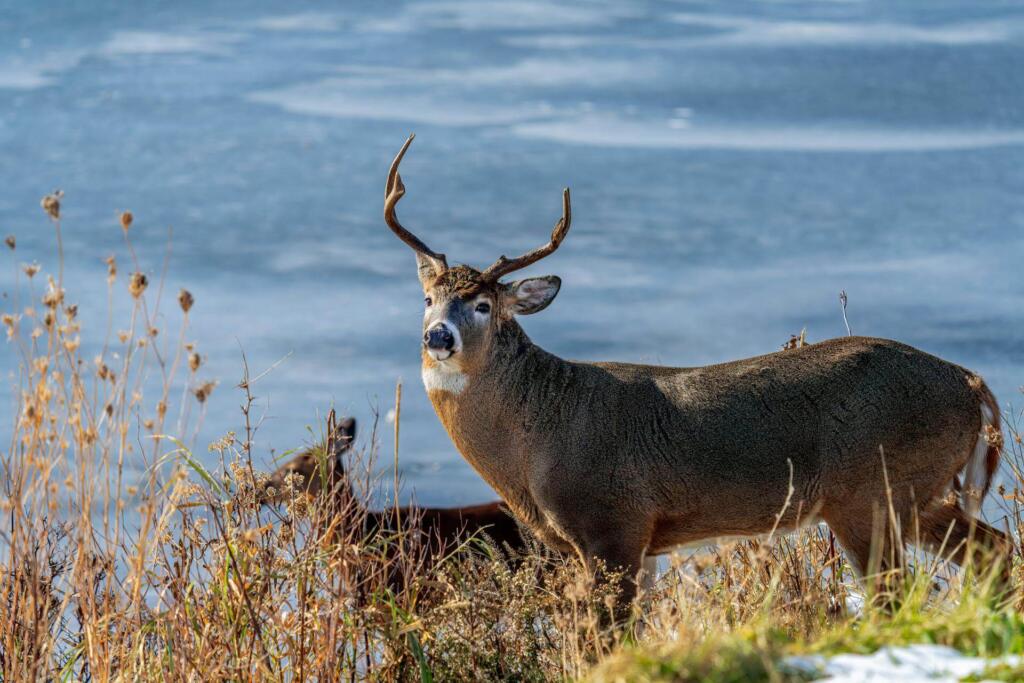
left=422, top=321, right=568, bottom=512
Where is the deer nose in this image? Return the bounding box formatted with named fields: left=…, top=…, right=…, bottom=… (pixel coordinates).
left=424, top=324, right=455, bottom=351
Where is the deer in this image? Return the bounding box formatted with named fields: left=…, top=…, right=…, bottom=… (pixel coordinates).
left=381, top=134, right=1009, bottom=611
left=259, top=412, right=531, bottom=574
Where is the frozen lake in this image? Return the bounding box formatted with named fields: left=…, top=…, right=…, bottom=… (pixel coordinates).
left=1, top=0, right=1022, bottom=507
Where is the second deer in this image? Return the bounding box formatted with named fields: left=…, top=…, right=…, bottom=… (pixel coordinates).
left=260, top=412, right=530, bottom=567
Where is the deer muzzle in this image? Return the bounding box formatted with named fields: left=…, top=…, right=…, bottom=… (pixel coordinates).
left=423, top=321, right=460, bottom=361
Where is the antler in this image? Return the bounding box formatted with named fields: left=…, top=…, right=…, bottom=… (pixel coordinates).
left=480, top=188, right=571, bottom=283
left=384, top=134, right=448, bottom=272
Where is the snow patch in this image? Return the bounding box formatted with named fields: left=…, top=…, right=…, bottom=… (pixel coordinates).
left=0, top=30, right=237, bottom=91
left=366, top=1, right=635, bottom=32
left=0, top=65, right=53, bottom=90
left=250, top=13, right=343, bottom=32
left=669, top=14, right=1016, bottom=48
left=513, top=114, right=1024, bottom=153
left=0, top=51, right=85, bottom=90
left=248, top=87, right=552, bottom=127
left=784, top=644, right=1022, bottom=682
left=247, top=59, right=653, bottom=126
left=504, top=16, right=1019, bottom=51
left=102, top=31, right=239, bottom=56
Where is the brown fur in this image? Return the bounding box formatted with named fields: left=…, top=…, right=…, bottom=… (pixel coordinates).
left=259, top=414, right=530, bottom=582
left=258, top=416, right=356, bottom=503
left=413, top=261, right=1007, bottom=608
left=918, top=499, right=1009, bottom=572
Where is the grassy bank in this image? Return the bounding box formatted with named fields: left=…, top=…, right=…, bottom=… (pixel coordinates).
left=2, top=195, right=1022, bottom=681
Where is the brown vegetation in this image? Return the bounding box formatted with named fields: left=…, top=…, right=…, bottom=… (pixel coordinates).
left=1, top=195, right=1021, bottom=681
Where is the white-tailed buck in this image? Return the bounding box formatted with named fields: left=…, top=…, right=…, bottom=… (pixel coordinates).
left=383, top=135, right=1007, bottom=607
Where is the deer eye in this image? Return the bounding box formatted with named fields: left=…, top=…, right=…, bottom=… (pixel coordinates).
left=424, top=297, right=432, bottom=307
left=475, top=302, right=491, bottom=314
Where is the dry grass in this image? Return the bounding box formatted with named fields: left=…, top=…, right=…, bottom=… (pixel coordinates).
left=2, top=196, right=1023, bottom=681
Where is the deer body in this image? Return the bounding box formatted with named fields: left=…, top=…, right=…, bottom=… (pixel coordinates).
left=260, top=416, right=530, bottom=567
left=428, top=328, right=994, bottom=557
left=382, top=135, right=1006, bottom=606
left=364, top=501, right=529, bottom=560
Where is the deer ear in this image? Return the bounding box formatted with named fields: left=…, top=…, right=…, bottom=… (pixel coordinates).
left=328, top=417, right=356, bottom=459
left=416, top=254, right=441, bottom=288
left=505, top=276, right=561, bottom=315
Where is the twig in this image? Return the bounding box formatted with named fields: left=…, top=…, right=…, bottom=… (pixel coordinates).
left=766, top=459, right=795, bottom=543
left=393, top=381, right=406, bottom=591
left=839, top=290, right=852, bottom=336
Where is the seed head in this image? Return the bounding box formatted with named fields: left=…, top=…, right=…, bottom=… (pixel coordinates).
left=105, top=255, right=117, bottom=284
left=42, top=280, right=64, bottom=309
left=4, top=236, right=13, bottom=250
left=129, top=272, right=148, bottom=299
left=984, top=424, right=1005, bottom=450
left=1, top=313, right=17, bottom=340
left=178, top=288, right=194, bottom=313
left=194, top=380, right=217, bottom=404
left=189, top=352, right=202, bottom=372
left=23, top=263, right=40, bottom=279
left=41, top=191, right=63, bottom=220
left=120, top=211, right=133, bottom=231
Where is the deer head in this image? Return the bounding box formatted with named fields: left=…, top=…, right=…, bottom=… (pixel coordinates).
left=384, top=135, right=571, bottom=382
left=260, top=413, right=356, bottom=504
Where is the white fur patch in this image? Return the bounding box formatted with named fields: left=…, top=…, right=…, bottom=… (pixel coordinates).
left=963, top=402, right=996, bottom=515
left=422, top=363, right=468, bottom=395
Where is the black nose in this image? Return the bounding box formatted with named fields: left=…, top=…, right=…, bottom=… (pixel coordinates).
left=424, top=325, right=454, bottom=351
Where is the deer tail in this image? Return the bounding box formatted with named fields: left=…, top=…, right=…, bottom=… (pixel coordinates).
left=962, top=374, right=1003, bottom=516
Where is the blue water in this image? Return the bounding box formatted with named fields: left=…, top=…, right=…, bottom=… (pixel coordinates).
left=1, top=1, right=1022, bottom=507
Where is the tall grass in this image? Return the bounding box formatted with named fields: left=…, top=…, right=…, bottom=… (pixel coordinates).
left=1, top=195, right=1022, bottom=681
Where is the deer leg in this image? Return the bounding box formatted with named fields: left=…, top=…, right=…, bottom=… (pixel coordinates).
left=822, top=504, right=906, bottom=604
left=823, top=518, right=873, bottom=578
left=917, top=500, right=1011, bottom=583
left=576, top=533, right=647, bottom=624
left=639, top=554, right=659, bottom=593
left=529, top=523, right=577, bottom=555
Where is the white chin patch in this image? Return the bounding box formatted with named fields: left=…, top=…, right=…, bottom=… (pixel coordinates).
left=427, top=348, right=454, bottom=362
left=422, top=362, right=467, bottom=395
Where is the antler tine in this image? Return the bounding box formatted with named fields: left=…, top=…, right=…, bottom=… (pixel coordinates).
left=384, top=134, right=447, bottom=270
left=481, top=187, right=571, bottom=283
